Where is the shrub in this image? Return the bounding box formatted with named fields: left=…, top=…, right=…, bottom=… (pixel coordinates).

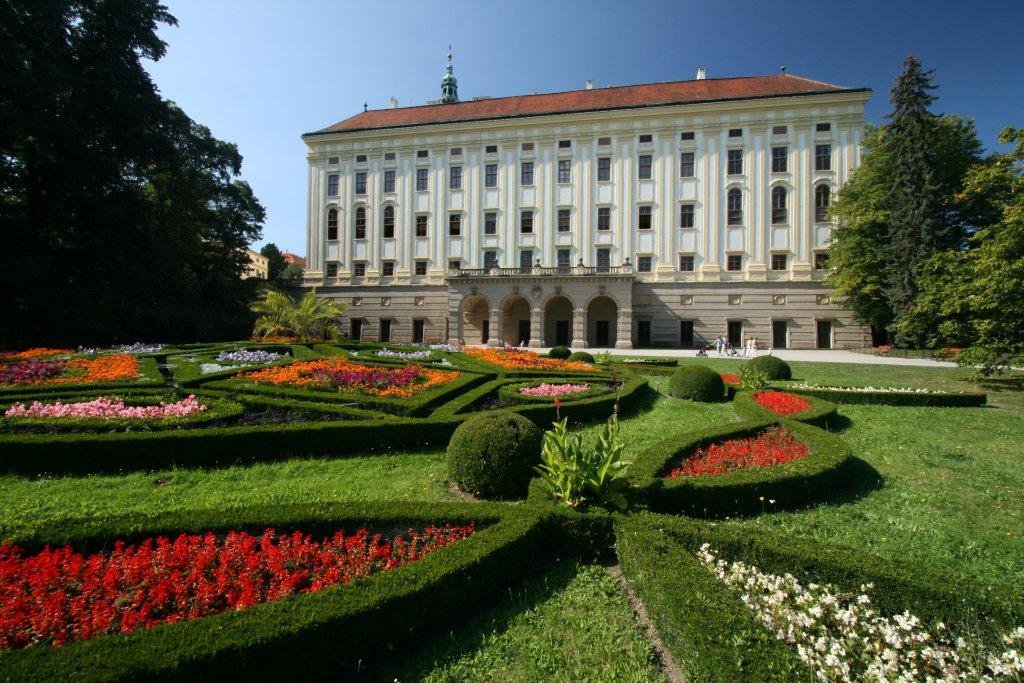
left=547, top=346, right=571, bottom=359
left=739, top=363, right=770, bottom=390
left=446, top=412, right=543, bottom=499
left=745, top=355, right=792, bottom=380
left=667, top=365, right=725, bottom=402
left=535, top=416, right=630, bottom=510
left=568, top=351, right=594, bottom=363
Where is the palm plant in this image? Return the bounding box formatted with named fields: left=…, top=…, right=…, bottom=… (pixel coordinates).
left=250, top=289, right=346, bottom=342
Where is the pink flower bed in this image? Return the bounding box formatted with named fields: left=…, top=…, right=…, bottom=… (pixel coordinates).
left=519, top=383, right=590, bottom=398
left=4, top=395, right=206, bottom=420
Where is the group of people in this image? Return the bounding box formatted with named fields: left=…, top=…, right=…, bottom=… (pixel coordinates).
left=696, top=335, right=762, bottom=358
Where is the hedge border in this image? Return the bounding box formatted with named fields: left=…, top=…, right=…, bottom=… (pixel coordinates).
left=0, top=502, right=552, bottom=682
left=496, top=378, right=615, bottom=406
left=783, top=385, right=987, bottom=407
left=732, top=390, right=839, bottom=429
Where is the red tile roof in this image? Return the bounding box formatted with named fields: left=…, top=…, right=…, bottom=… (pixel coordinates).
left=282, top=252, right=306, bottom=267
left=306, top=74, right=867, bottom=137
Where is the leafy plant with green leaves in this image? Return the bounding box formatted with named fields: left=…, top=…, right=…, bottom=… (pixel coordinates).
left=740, top=364, right=771, bottom=390
left=250, top=289, right=346, bottom=342
left=536, top=416, right=631, bottom=510
left=595, top=349, right=614, bottom=365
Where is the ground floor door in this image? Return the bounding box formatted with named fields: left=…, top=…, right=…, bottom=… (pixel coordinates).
left=481, top=320, right=489, bottom=345
left=412, top=319, right=424, bottom=344
left=517, top=320, right=531, bottom=346
left=351, top=318, right=362, bottom=341
left=772, top=320, right=788, bottom=349
left=680, top=320, right=694, bottom=348
left=595, top=320, right=610, bottom=347
left=637, top=320, right=651, bottom=347
left=379, top=319, right=391, bottom=343
left=816, top=320, right=833, bottom=349
left=554, top=320, right=570, bottom=347
left=727, top=321, right=743, bottom=347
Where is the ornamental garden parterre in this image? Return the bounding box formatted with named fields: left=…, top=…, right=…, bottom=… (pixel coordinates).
left=0, top=340, right=1019, bottom=681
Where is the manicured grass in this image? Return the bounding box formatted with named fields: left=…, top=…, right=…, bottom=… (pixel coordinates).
left=374, top=562, right=664, bottom=682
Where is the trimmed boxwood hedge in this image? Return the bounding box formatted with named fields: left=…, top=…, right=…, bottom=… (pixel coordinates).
left=446, top=412, right=543, bottom=499
left=732, top=390, right=839, bottom=429
left=547, top=346, right=571, bottom=359
left=567, top=351, right=594, bottom=363
left=615, top=357, right=678, bottom=367
left=0, top=501, right=553, bottom=681
left=497, top=379, right=613, bottom=406
left=629, top=419, right=856, bottom=516
left=666, top=365, right=725, bottom=402
left=783, top=385, right=987, bottom=407
left=744, top=354, right=792, bottom=380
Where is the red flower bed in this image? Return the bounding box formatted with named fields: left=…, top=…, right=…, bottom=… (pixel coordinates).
left=753, top=390, right=811, bottom=416
left=667, top=427, right=809, bottom=478
left=0, top=524, right=474, bottom=651
left=720, top=373, right=741, bottom=385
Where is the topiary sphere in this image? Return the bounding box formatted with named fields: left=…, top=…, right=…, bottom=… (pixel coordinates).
left=568, top=351, right=595, bottom=363
left=667, top=365, right=726, bottom=402
left=548, top=346, right=571, bottom=359
left=446, top=411, right=543, bottom=499
left=746, top=355, right=792, bottom=380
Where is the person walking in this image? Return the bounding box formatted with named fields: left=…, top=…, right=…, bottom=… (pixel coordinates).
left=715, top=334, right=726, bottom=357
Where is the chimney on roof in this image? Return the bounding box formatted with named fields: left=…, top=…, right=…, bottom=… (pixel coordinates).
left=388, top=97, right=398, bottom=108
left=779, top=65, right=787, bottom=75
left=696, top=66, right=707, bottom=80
left=585, top=79, right=594, bottom=90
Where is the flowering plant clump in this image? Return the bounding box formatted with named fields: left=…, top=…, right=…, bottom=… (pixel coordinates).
left=215, top=349, right=283, bottom=365
left=753, top=390, right=812, bottom=416
left=0, top=348, right=74, bottom=362
left=520, top=383, right=590, bottom=398
left=0, top=355, right=139, bottom=387
left=375, top=348, right=432, bottom=361
left=720, top=373, right=742, bottom=385
left=465, top=347, right=597, bottom=373
left=242, top=357, right=459, bottom=398
left=0, top=524, right=475, bottom=651
left=4, top=395, right=206, bottom=421
left=697, top=544, right=1024, bottom=681
left=791, top=382, right=941, bottom=394
left=667, top=427, right=809, bottom=478
left=875, top=344, right=895, bottom=356
left=428, top=343, right=463, bottom=353
left=0, top=360, right=68, bottom=385
left=114, top=342, right=165, bottom=354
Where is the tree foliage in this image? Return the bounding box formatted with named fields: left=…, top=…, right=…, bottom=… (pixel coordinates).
left=250, top=289, right=346, bottom=342
left=0, top=0, right=265, bottom=346
left=260, top=244, right=287, bottom=281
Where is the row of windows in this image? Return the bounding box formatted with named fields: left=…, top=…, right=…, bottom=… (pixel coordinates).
left=325, top=145, right=833, bottom=197
left=324, top=187, right=830, bottom=241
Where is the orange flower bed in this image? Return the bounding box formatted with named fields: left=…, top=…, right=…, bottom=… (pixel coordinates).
left=465, top=348, right=599, bottom=373
left=51, top=354, right=140, bottom=385
left=241, top=357, right=459, bottom=399
left=0, top=348, right=75, bottom=362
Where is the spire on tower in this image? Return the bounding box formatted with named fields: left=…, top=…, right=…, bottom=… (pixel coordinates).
left=440, top=46, right=459, bottom=104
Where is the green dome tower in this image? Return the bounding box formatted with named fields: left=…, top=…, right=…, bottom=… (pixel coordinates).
left=441, top=46, right=459, bottom=104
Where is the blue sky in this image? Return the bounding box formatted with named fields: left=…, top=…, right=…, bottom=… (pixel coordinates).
left=144, top=0, right=1024, bottom=255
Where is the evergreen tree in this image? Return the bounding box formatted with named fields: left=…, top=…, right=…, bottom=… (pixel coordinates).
left=260, top=243, right=287, bottom=280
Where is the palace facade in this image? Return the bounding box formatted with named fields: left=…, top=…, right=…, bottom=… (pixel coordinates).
left=300, top=59, right=871, bottom=349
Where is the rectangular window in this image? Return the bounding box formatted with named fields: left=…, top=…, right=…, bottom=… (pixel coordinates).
left=521, top=142, right=534, bottom=151
left=557, top=208, right=571, bottom=232
left=520, top=161, right=534, bottom=186
left=679, top=203, right=694, bottom=228
left=816, top=122, right=832, bottom=132
left=326, top=262, right=337, bottom=277
left=415, top=215, right=428, bottom=237
left=639, top=134, right=653, bottom=143
left=448, top=259, right=461, bottom=271
left=597, top=157, right=611, bottom=181
left=637, top=205, right=652, bottom=230
left=484, top=212, right=497, bottom=235
left=520, top=210, right=533, bottom=234
left=354, top=172, right=367, bottom=195
left=637, top=255, right=652, bottom=272
left=382, top=261, right=395, bottom=277
left=485, top=163, right=497, bottom=187
left=596, top=248, right=611, bottom=271
left=815, top=252, right=830, bottom=270
left=354, top=262, right=366, bottom=277
left=597, top=207, right=611, bottom=231
left=416, top=168, right=428, bottom=191
left=815, top=144, right=832, bottom=171
left=416, top=150, right=428, bottom=158
left=382, top=209, right=395, bottom=238
left=350, top=318, right=362, bottom=340
left=383, top=170, right=395, bottom=193
left=414, top=260, right=427, bottom=276
left=484, top=250, right=498, bottom=269
left=449, top=166, right=462, bottom=190
left=355, top=154, right=367, bottom=163
left=679, top=152, right=695, bottom=177
left=728, top=128, right=743, bottom=138
left=327, top=174, right=339, bottom=196
left=727, top=149, right=743, bottom=175
left=412, top=319, right=425, bottom=344
left=558, top=139, right=571, bottom=149
left=327, top=211, right=338, bottom=240
left=327, top=156, right=339, bottom=165
left=519, top=250, right=533, bottom=268
left=680, top=131, right=695, bottom=141
left=485, top=144, right=498, bottom=154
left=379, top=318, right=391, bottom=343
left=638, top=154, right=652, bottom=179
left=772, top=147, right=788, bottom=173
left=557, top=248, right=570, bottom=269
left=384, top=152, right=395, bottom=160
left=557, top=159, right=571, bottom=183
left=450, top=147, right=462, bottom=156
left=448, top=213, right=461, bottom=236
left=772, top=125, right=788, bottom=135
left=355, top=210, right=366, bottom=239
left=678, top=254, right=695, bottom=271
left=771, top=253, right=788, bottom=271
left=726, top=254, right=743, bottom=271
left=597, top=136, right=611, bottom=146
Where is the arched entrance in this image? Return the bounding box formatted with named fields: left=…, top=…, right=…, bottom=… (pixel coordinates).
left=501, top=295, right=531, bottom=346
left=461, top=295, right=490, bottom=345
left=587, top=296, right=618, bottom=348
left=544, top=296, right=574, bottom=347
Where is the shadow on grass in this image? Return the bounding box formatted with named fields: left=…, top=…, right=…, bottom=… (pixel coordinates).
left=976, top=376, right=1024, bottom=393
left=820, top=456, right=886, bottom=508
left=826, top=413, right=854, bottom=433
left=354, top=559, right=579, bottom=682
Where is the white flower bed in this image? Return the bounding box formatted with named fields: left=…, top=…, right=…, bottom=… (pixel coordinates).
left=791, top=382, right=941, bottom=394
left=697, top=543, right=1024, bottom=681
left=427, top=343, right=463, bottom=353
left=375, top=348, right=432, bottom=361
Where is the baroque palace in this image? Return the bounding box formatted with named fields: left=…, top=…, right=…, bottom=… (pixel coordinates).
left=300, top=54, right=871, bottom=350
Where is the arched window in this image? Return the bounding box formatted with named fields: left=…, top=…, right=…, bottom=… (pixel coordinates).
left=382, top=206, right=395, bottom=238
left=771, top=186, right=787, bottom=224
left=815, top=185, right=831, bottom=222
left=355, top=207, right=366, bottom=239
left=726, top=188, right=742, bottom=225
left=326, top=208, right=339, bottom=240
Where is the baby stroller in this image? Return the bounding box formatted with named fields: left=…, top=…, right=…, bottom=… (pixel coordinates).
left=696, top=343, right=711, bottom=357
